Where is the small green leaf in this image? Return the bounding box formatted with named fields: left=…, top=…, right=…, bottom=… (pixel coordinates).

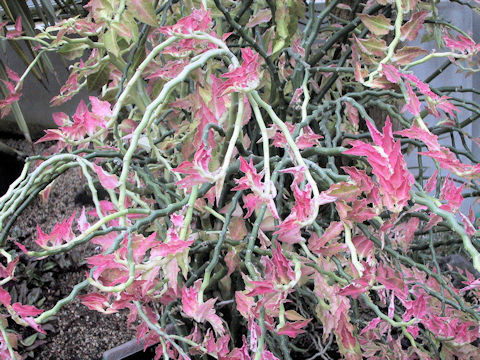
left=21, top=334, right=38, bottom=347
left=58, top=42, right=88, bottom=60
left=87, top=62, right=111, bottom=92
left=27, top=288, right=41, bottom=305
left=126, top=0, right=157, bottom=26
left=354, top=35, right=387, bottom=57
left=103, top=29, right=120, bottom=58
left=246, top=8, right=272, bottom=28
left=111, top=13, right=139, bottom=43
left=358, top=14, right=393, bottom=36
left=42, top=261, right=57, bottom=271
left=272, top=0, right=304, bottom=56
left=36, top=297, right=46, bottom=308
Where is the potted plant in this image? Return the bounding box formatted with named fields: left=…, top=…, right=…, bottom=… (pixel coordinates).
left=0, top=0, right=479, bottom=359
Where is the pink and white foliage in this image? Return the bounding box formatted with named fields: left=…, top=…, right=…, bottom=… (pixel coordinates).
left=232, top=157, right=279, bottom=219
left=4, top=2, right=480, bottom=359
left=157, top=7, right=218, bottom=57
left=37, top=96, right=112, bottom=146
left=181, top=280, right=225, bottom=336
left=221, top=48, right=261, bottom=95
left=274, top=166, right=336, bottom=243
left=397, top=125, right=480, bottom=179
left=444, top=33, right=480, bottom=54
left=344, top=117, right=414, bottom=212
left=380, top=65, right=458, bottom=118
left=269, top=122, right=323, bottom=149
left=173, top=146, right=219, bottom=189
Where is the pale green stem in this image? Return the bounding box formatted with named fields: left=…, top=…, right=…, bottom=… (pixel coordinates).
left=254, top=307, right=266, bottom=360
left=202, top=206, right=225, bottom=222
left=301, top=69, right=310, bottom=123
left=247, top=92, right=271, bottom=195
left=14, top=49, right=49, bottom=92
left=71, top=36, right=178, bottom=146
left=344, top=222, right=364, bottom=276
left=299, top=240, right=318, bottom=263
left=24, top=208, right=149, bottom=258
left=274, top=255, right=302, bottom=291
left=363, top=294, right=417, bottom=327
left=276, top=303, right=286, bottom=331
left=117, top=49, right=228, bottom=226
left=114, top=0, right=127, bottom=22
left=367, top=0, right=404, bottom=83
left=0, top=154, right=79, bottom=227
left=125, top=189, right=150, bottom=209
left=0, top=161, right=29, bottom=207
left=180, top=185, right=198, bottom=241
left=251, top=91, right=320, bottom=225
left=412, top=192, right=480, bottom=272
left=35, top=280, right=89, bottom=324
left=134, top=301, right=217, bottom=359
left=76, top=158, right=107, bottom=229
left=0, top=250, right=13, bottom=286
left=0, top=317, right=16, bottom=359
left=404, top=52, right=468, bottom=70
left=215, top=96, right=244, bottom=201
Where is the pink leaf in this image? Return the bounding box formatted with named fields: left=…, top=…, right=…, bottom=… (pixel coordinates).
left=92, top=164, right=120, bottom=189
left=277, top=319, right=312, bottom=338
left=392, top=46, right=428, bottom=65
left=271, top=242, right=295, bottom=284
left=77, top=207, right=90, bottom=232
left=424, top=169, right=438, bottom=192
left=235, top=291, right=255, bottom=319
left=221, top=48, right=260, bottom=95
left=400, top=11, right=430, bottom=41
left=173, top=147, right=217, bottom=189
left=12, top=303, right=44, bottom=317
left=159, top=7, right=211, bottom=36
left=440, top=175, right=464, bottom=212
left=89, top=96, right=112, bottom=118
left=345, top=102, right=359, bottom=128
left=23, top=317, right=46, bottom=334
left=181, top=280, right=225, bottom=335
left=401, top=294, right=426, bottom=321
left=80, top=293, right=118, bottom=314
left=6, top=17, right=22, bottom=39
left=151, top=237, right=194, bottom=258
left=376, top=263, right=408, bottom=300
left=0, top=287, right=11, bottom=307
left=460, top=212, right=476, bottom=237
left=359, top=317, right=381, bottom=335
left=309, top=221, right=344, bottom=252
left=444, top=34, right=478, bottom=53
left=5, top=67, right=20, bottom=83
left=402, top=82, right=421, bottom=116
left=381, top=64, right=401, bottom=83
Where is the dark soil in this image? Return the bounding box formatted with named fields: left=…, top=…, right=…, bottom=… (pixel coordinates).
left=1, top=138, right=138, bottom=360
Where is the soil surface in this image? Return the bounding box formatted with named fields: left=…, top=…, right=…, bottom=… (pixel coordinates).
left=1, top=138, right=138, bottom=360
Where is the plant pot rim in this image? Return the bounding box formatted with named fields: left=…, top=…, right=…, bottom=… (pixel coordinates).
left=103, top=339, right=145, bottom=360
